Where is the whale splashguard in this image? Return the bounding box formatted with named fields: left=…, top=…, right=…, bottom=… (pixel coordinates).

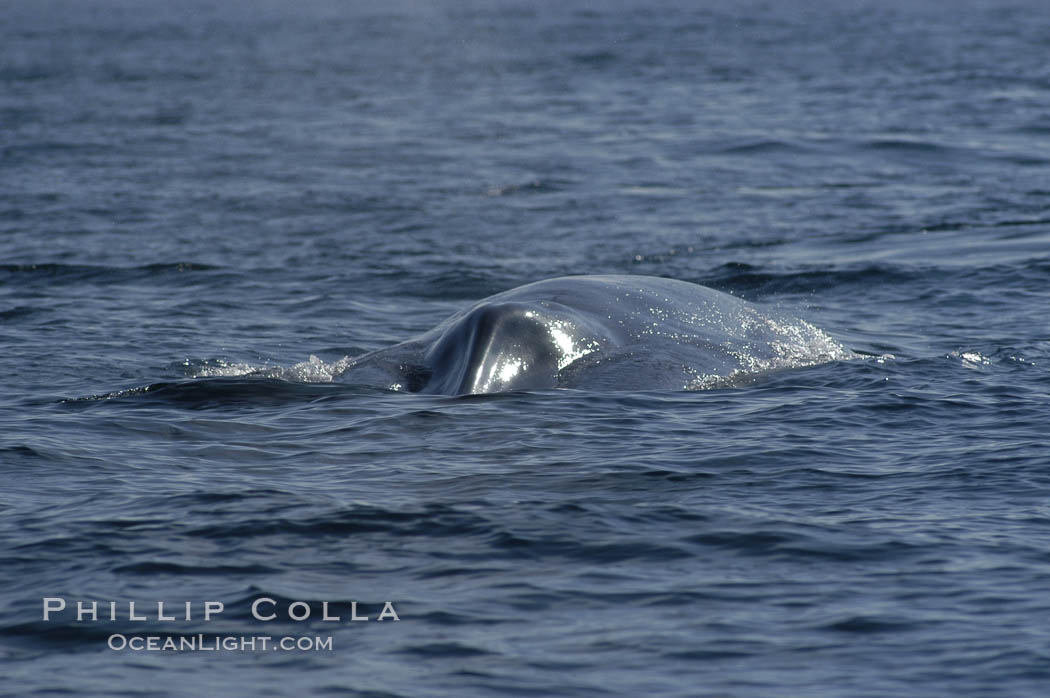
left=331, top=275, right=852, bottom=395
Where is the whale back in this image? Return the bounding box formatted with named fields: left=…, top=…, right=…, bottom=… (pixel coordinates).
left=420, top=302, right=573, bottom=395
left=336, top=275, right=850, bottom=395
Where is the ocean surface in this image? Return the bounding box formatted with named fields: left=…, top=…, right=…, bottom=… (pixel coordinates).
left=2, top=0, right=1049, bottom=695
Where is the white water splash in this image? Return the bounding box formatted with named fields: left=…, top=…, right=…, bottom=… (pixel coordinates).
left=280, top=355, right=355, bottom=383
left=182, top=358, right=262, bottom=378
left=951, top=350, right=991, bottom=369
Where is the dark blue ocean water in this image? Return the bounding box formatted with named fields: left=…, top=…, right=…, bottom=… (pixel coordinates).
left=2, top=0, right=1050, bottom=695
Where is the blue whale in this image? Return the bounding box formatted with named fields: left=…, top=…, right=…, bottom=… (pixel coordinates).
left=335, top=275, right=849, bottom=395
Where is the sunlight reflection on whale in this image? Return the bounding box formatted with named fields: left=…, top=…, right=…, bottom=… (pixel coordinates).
left=284, top=275, right=854, bottom=395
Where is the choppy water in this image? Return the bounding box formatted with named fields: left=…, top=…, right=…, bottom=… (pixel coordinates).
left=2, top=0, right=1050, bottom=696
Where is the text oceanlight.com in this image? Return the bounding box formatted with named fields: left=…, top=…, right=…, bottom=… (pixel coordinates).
left=108, top=634, right=333, bottom=652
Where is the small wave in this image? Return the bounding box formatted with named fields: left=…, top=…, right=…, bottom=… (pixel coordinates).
left=483, top=178, right=566, bottom=197
left=0, top=305, right=41, bottom=321
left=991, top=217, right=1050, bottom=229
left=0, top=444, right=47, bottom=459
left=398, top=642, right=496, bottom=658
left=570, top=50, right=620, bottom=67
left=389, top=269, right=509, bottom=301
left=62, top=377, right=351, bottom=409
left=0, top=262, right=227, bottom=286
left=860, top=138, right=958, bottom=154
left=113, top=560, right=276, bottom=575
left=184, top=503, right=493, bottom=542
left=619, top=185, right=690, bottom=197
left=822, top=615, right=921, bottom=635
left=703, top=262, right=917, bottom=296
left=713, top=138, right=810, bottom=155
